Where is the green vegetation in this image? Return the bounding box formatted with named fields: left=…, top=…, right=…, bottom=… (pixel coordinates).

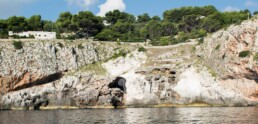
left=253, top=53, right=258, bottom=61
left=239, top=50, right=250, bottom=58
left=12, top=41, right=23, bottom=49
left=78, top=44, right=84, bottom=49
left=57, top=42, right=64, bottom=48
left=138, top=47, right=147, bottom=52
left=254, top=11, right=258, bottom=15
left=83, top=62, right=106, bottom=75
left=116, top=39, right=121, bottom=45
left=215, top=44, right=220, bottom=50
left=191, top=46, right=196, bottom=52
left=207, top=67, right=217, bottom=77
left=0, top=6, right=252, bottom=46
left=129, top=53, right=134, bottom=58
left=76, top=62, right=107, bottom=75
left=110, top=50, right=127, bottom=60
left=159, top=37, right=171, bottom=46
left=198, top=38, right=204, bottom=45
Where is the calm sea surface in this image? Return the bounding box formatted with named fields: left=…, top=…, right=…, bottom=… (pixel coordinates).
left=0, top=107, right=257, bottom=124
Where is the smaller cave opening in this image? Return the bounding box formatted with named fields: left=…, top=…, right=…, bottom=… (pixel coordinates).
left=170, top=71, right=176, bottom=75
left=72, top=48, right=76, bottom=55
left=63, top=69, right=68, bottom=72
left=108, top=77, right=127, bottom=108
left=171, top=76, right=176, bottom=81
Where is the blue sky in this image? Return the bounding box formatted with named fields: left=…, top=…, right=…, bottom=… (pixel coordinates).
left=0, top=0, right=257, bottom=21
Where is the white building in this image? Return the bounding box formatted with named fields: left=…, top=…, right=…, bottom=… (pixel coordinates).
left=9, top=31, right=56, bottom=40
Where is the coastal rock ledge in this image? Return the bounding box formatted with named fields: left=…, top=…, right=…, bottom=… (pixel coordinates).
left=1, top=19, right=258, bottom=109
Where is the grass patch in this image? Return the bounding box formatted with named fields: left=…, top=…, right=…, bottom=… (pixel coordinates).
left=116, top=40, right=121, bottom=45
left=215, top=44, right=220, bottom=50
left=12, top=41, right=23, bottom=49
left=207, top=67, right=217, bottom=77
left=138, top=47, right=147, bottom=52
left=114, top=47, right=120, bottom=51
left=254, top=53, right=258, bottom=61
left=57, top=42, right=64, bottom=48
left=129, top=53, right=134, bottom=58
left=191, top=46, right=196, bottom=52
left=78, top=44, right=84, bottom=49
left=197, top=38, right=204, bottom=45
left=239, top=50, right=250, bottom=58
left=79, top=62, right=107, bottom=75
left=67, top=62, right=107, bottom=75
left=110, top=50, right=127, bottom=59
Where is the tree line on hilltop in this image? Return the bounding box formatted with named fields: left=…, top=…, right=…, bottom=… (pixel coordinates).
left=0, top=6, right=256, bottom=45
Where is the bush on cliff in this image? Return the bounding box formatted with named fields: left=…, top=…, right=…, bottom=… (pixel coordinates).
left=12, top=41, right=23, bottom=49
left=110, top=50, right=127, bottom=60
left=253, top=53, right=258, bottom=61
left=138, top=47, right=147, bottom=52
left=239, top=51, right=250, bottom=58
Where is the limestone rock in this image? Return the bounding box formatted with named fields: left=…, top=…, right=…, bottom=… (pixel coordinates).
left=1, top=19, right=258, bottom=108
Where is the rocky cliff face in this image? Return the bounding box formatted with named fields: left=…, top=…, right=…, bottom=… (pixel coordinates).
left=0, top=40, right=136, bottom=109
left=1, top=19, right=258, bottom=109
left=0, top=41, right=134, bottom=93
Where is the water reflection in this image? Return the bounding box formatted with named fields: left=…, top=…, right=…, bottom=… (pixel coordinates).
left=0, top=107, right=257, bottom=124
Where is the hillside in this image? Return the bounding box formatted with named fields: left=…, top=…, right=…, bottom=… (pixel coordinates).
left=0, top=18, right=258, bottom=109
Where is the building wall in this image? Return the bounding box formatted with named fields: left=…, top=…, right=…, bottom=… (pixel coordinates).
left=30, top=32, right=56, bottom=40
left=9, top=31, right=56, bottom=40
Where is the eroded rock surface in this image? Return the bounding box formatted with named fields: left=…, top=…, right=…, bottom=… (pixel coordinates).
left=1, top=19, right=258, bottom=109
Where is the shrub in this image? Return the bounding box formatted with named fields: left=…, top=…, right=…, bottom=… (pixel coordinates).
left=0, top=31, right=8, bottom=38
left=111, top=50, right=127, bottom=59
left=187, top=29, right=207, bottom=40
left=159, top=37, right=171, bottom=46
left=197, top=29, right=207, bottom=37
left=12, top=35, right=27, bottom=39
left=78, top=44, right=84, bottom=49
left=116, top=39, right=121, bottom=45
left=191, top=46, right=196, bottom=52
left=207, top=67, right=217, bottom=77
left=57, top=42, right=64, bottom=48
left=170, top=38, right=179, bottom=45
left=177, top=32, right=188, bottom=43
left=198, top=38, right=204, bottom=45
left=29, top=34, right=35, bottom=38
left=126, top=37, right=145, bottom=42
left=56, top=33, right=62, bottom=39
left=95, top=29, right=118, bottom=41
left=138, top=47, right=147, bottom=52
left=254, top=53, right=258, bottom=61
left=215, top=44, right=220, bottom=50
left=12, top=41, right=23, bottom=49
left=66, top=35, right=76, bottom=40
left=239, top=50, right=250, bottom=58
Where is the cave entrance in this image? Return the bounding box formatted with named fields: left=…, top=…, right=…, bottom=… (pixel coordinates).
left=108, top=77, right=127, bottom=108
left=108, top=77, right=127, bottom=93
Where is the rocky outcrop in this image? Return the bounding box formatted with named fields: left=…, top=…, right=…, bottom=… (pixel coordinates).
left=200, top=19, right=258, bottom=102
left=0, top=40, right=134, bottom=93
left=1, top=19, right=258, bottom=109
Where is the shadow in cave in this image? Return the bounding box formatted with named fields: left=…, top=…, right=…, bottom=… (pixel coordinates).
left=13, top=73, right=63, bottom=91
left=108, top=77, right=127, bottom=93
